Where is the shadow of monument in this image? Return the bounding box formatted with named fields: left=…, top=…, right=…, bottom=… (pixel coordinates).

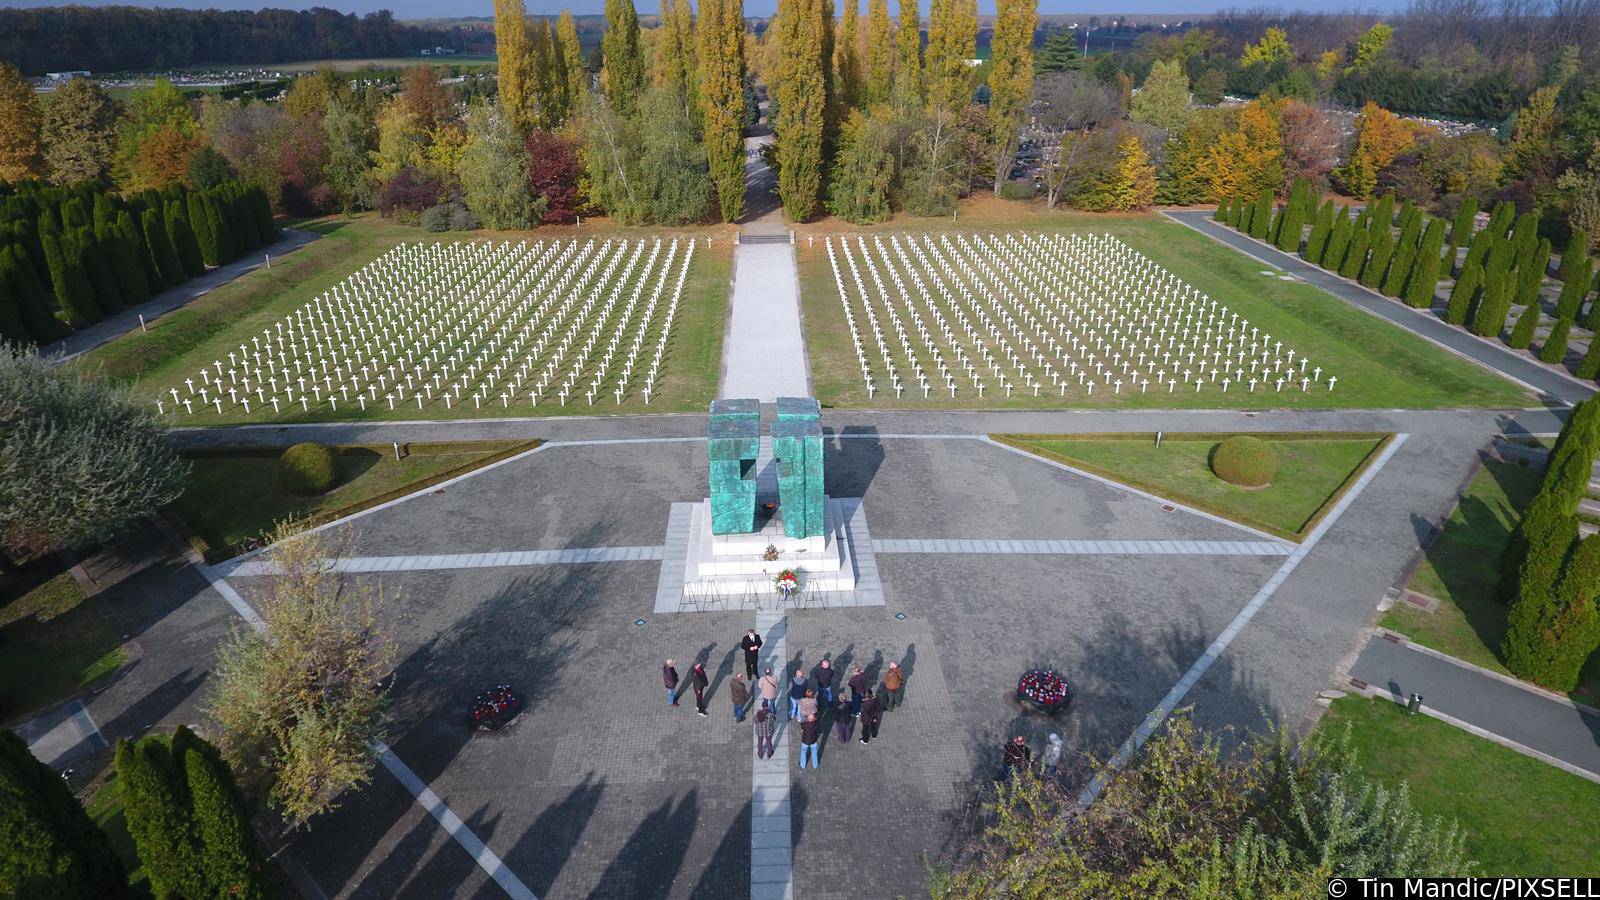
left=824, top=424, right=887, bottom=501
left=687, top=800, right=752, bottom=900
left=584, top=789, right=700, bottom=899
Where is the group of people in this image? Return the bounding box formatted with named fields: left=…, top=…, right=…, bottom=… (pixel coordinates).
left=660, top=628, right=909, bottom=771
left=1001, top=733, right=1065, bottom=782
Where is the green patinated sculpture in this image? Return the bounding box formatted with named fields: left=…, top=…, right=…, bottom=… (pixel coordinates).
left=708, top=399, right=760, bottom=534
left=773, top=397, right=824, bottom=539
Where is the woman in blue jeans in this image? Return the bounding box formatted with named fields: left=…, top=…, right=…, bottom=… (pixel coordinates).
left=788, top=668, right=807, bottom=721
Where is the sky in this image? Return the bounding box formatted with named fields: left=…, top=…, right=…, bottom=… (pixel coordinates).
left=0, top=0, right=1407, bottom=16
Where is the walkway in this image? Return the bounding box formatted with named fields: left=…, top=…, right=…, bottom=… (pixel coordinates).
left=1349, top=633, right=1600, bottom=781
left=1164, top=209, right=1596, bottom=407
left=43, top=228, right=319, bottom=361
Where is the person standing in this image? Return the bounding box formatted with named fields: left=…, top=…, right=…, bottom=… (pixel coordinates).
left=1002, top=736, right=1031, bottom=779
left=788, top=668, right=807, bottom=721
left=847, top=665, right=868, bottom=718
left=832, top=694, right=852, bottom=744
left=815, top=659, right=835, bottom=704
left=798, top=689, right=818, bottom=723
left=759, top=666, right=780, bottom=718
left=740, top=628, right=763, bottom=680
left=691, top=662, right=709, bottom=717
left=799, top=713, right=821, bottom=769
left=730, top=673, right=751, bottom=722
left=754, top=707, right=775, bottom=758
left=883, top=661, right=905, bottom=711
left=663, top=659, right=680, bottom=707
left=1042, top=733, right=1063, bottom=779
left=859, top=689, right=882, bottom=745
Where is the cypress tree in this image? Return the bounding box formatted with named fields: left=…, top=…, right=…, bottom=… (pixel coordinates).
left=1586, top=269, right=1600, bottom=330
left=1382, top=216, right=1421, bottom=297
left=40, top=230, right=100, bottom=325
left=1324, top=209, right=1353, bottom=272
left=1471, top=267, right=1509, bottom=337
left=1577, top=333, right=1600, bottom=379
left=1249, top=189, right=1273, bottom=240
left=1485, top=232, right=1517, bottom=278
left=1403, top=218, right=1446, bottom=308
left=0, top=730, right=130, bottom=898
left=165, top=200, right=204, bottom=277
left=1515, top=237, right=1551, bottom=303
left=182, top=738, right=269, bottom=899
left=59, top=197, right=89, bottom=230
left=73, top=228, right=123, bottom=312
left=0, top=245, right=68, bottom=341
left=207, top=192, right=236, bottom=263
left=1510, top=211, right=1540, bottom=263
left=1461, top=227, right=1494, bottom=274
left=1556, top=258, right=1594, bottom=320
left=1487, top=198, right=1515, bottom=236
left=249, top=186, right=276, bottom=242
left=117, top=735, right=209, bottom=898
left=232, top=187, right=264, bottom=251
left=142, top=208, right=182, bottom=287
left=1275, top=202, right=1303, bottom=252
left=1559, top=228, right=1590, bottom=282
left=0, top=264, right=30, bottom=345
left=1445, top=196, right=1478, bottom=274
left=1538, top=316, right=1572, bottom=364
left=1267, top=204, right=1286, bottom=246
left=1371, top=190, right=1396, bottom=229
left=91, top=193, right=117, bottom=234
left=1338, top=228, right=1369, bottom=279
left=1508, top=299, right=1540, bottom=348
left=1444, top=262, right=1482, bottom=325
left=1214, top=197, right=1229, bottom=222
left=1361, top=226, right=1394, bottom=289
left=1303, top=200, right=1334, bottom=264
left=1238, top=195, right=1254, bottom=232
left=119, top=209, right=164, bottom=292
left=97, top=220, right=148, bottom=305
left=1504, top=533, right=1600, bottom=691
left=187, top=192, right=219, bottom=267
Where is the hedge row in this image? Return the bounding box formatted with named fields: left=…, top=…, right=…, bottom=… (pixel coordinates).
left=0, top=178, right=277, bottom=346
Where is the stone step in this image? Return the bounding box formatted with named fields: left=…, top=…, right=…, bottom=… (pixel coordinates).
left=1581, top=520, right=1599, bottom=539
left=1580, top=498, right=1600, bottom=519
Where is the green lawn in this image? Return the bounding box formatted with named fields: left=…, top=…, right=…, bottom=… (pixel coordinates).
left=1321, top=694, right=1600, bottom=875
left=796, top=202, right=1531, bottom=411
left=78, top=215, right=733, bottom=424
left=996, top=432, right=1388, bottom=540
left=0, top=572, right=124, bottom=722
left=167, top=446, right=501, bottom=553
left=1384, top=457, right=1600, bottom=701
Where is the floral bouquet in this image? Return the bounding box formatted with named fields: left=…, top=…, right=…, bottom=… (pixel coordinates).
left=774, top=568, right=800, bottom=596
left=1016, top=670, right=1069, bottom=710
left=470, top=683, right=523, bottom=729
left=762, top=544, right=781, bottom=562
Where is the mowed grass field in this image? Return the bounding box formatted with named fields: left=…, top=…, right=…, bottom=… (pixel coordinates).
left=795, top=200, right=1532, bottom=411
left=76, top=215, right=735, bottom=424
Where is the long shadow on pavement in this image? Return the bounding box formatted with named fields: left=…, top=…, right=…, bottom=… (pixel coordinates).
left=585, top=789, right=699, bottom=899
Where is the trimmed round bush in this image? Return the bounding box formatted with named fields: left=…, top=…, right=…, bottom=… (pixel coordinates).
left=279, top=442, right=337, bottom=495
left=1210, top=436, right=1278, bottom=487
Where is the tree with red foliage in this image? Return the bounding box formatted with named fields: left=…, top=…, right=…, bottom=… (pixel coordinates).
left=277, top=114, right=332, bottom=216
left=1276, top=99, right=1340, bottom=194
left=525, top=129, right=583, bottom=225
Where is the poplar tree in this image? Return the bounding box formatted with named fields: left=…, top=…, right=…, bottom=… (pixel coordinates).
left=557, top=11, right=587, bottom=116
left=655, top=0, right=691, bottom=99
left=863, top=0, right=892, bottom=107
left=495, top=0, right=538, bottom=133
left=602, top=0, right=645, bottom=117
left=700, top=0, right=748, bottom=222
left=986, top=0, right=1036, bottom=194
left=529, top=18, right=562, bottom=130
left=774, top=0, right=826, bottom=220
left=891, top=0, right=923, bottom=111
left=924, top=0, right=976, bottom=117
left=834, top=0, right=862, bottom=111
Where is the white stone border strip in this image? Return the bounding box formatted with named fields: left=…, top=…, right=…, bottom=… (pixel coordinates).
left=220, top=546, right=665, bottom=578
left=1080, top=433, right=1408, bottom=804
left=983, top=436, right=1294, bottom=546
left=871, top=538, right=1290, bottom=556
left=187, top=551, right=536, bottom=898
left=751, top=610, right=794, bottom=900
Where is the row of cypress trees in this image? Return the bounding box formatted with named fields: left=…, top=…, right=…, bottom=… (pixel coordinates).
left=1220, top=188, right=1600, bottom=377
left=0, top=178, right=276, bottom=347
left=113, top=726, right=270, bottom=899
left=1498, top=398, right=1600, bottom=690
left=0, top=729, right=130, bottom=896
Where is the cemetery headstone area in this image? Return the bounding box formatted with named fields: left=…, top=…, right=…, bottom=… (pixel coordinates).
left=803, top=225, right=1532, bottom=410
left=147, top=236, right=708, bottom=422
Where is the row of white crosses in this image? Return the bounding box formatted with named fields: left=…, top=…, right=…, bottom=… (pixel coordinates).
left=156, top=237, right=697, bottom=419
left=825, top=231, right=1336, bottom=400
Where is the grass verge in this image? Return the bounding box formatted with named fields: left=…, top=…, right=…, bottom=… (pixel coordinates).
left=166, top=440, right=539, bottom=561
left=1383, top=456, right=1600, bottom=701
left=797, top=202, right=1531, bottom=410
left=1321, top=694, right=1600, bottom=875
left=0, top=571, right=124, bottom=722
left=993, top=431, right=1390, bottom=541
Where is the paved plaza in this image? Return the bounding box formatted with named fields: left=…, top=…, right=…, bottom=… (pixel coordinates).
left=184, top=413, right=1509, bottom=898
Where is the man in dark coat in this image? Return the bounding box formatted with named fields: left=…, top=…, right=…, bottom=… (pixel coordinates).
left=1002, top=735, right=1032, bottom=779
left=663, top=659, right=680, bottom=706
left=858, top=689, right=883, bottom=745
left=847, top=665, right=868, bottom=718
left=815, top=659, right=836, bottom=704
left=691, top=661, right=710, bottom=717
left=740, top=628, right=763, bottom=680
left=730, top=673, right=751, bottom=722
left=799, top=713, right=822, bottom=769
